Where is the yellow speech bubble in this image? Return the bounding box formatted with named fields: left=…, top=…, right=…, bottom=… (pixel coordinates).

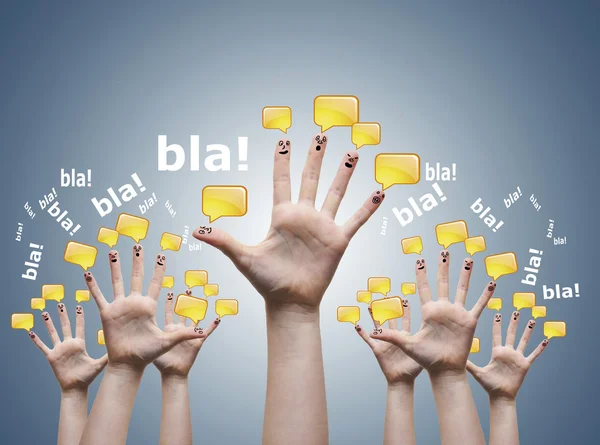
left=42, top=284, right=64, bottom=302
left=30, top=298, right=45, bottom=311
left=162, top=276, right=175, bottom=289
left=470, top=337, right=480, bottom=353
left=215, top=299, right=239, bottom=318
left=262, top=106, right=292, bottom=133
left=465, top=235, right=486, bottom=256
left=544, top=321, right=566, bottom=339
left=202, top=185, right=248, bottom=223
left=371, top=297, right=404, bottom=325
left=487, top=297, right=502, bottom=311
left=184, top=270, right=208, bottom=288
left=75, top=290, right=90, bottom=303
left=532, top=306, right=547, bottom=319
left=357, top=290, right=372, bottom=304
left=513, top=292, right=535, bottom=310
left=352, top=122, right=381, bottom=149
left=160, top=232, right=182, bottom=252
left=64, top=241, right=98, bottom=271
left=97, top=329, right=105, bottom=345
left=11, top=313, right=34, bottom=331
left=401, top=236, right=423, bottom=255
left=174, top=294, right=208, bottom=325
left=401, top=282, right=416, bottom=296
left=314, top=95, right=359, bottom=132
left=116, top=213, right=149, bottom=243
left=484, top=252, right=518, bottom=281
left=368, top=277, right=391, bottom=296
left=337, top=306, right=360, bottom=325
left=204, top=284, right=219, bottom=298
left=436, top=220, right=469, bottom=249
left=97, top=227, right=119, bottom=248
left=375, top=153, right=420, bottom=190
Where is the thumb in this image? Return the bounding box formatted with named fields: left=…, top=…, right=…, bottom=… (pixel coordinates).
left=162, top=326, right=206, bottom=351
left=466, top=360, right=484, bottom=382
left=193, top=226, right=249, bottom=269
left=94, top=354, right=109, bottom=373
left=371, top=328, right=415, bottom=355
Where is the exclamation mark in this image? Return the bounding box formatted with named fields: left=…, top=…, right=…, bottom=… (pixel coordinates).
left=70, top=225, right=81, bottom=236
left=452, top=164, right=457, bottom=181
left=517, top=186, right=522, bottom=197
left=575, top=283, right=579, bottom=297
left=87, top=169, right=92, bottom=187
left=52, top=187, right=57, bottom=198
left=431, top=183, right=447, bottom=202
left=493, top=220, right=504, bottom=232
left=131, top=173, right=146, bottom=192
left=238, top=137, right=248, bottom=171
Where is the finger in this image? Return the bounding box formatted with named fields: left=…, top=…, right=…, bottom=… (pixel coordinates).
left=401, top=299, right=411, bottom=333
left=455, top=258, right=474, bottom=306
left=367, top=305, right=380, bottom=330
left=177, top=313, right=187, bottom=327
left=437, top=250, right=450, bottom=300
left=466, top=360, right=484, bottom=382
left=273, top=138, right=292, bottom=205
left=415, top=258, right=432, bottom=305
left=505, top=311, right=520, bottom=347
left=29, top=331, right=50, bottom=355
left=147, top=253, right=167, bottom=301
left=355, top=323, right=377, bottom=349
left=199, top=317, right=221, bottom=339
left=321, top=150, right=360, bottom=218
left=84, top=271, right=108, bottom=311
left=94, top=354, right=109, bottom=373
left=162, top=327, right=206, bottom=353
left=298, top=133, right=328, bottom=206
left=57, top=303, right=72, bottom=339
left=75, top=305, right=85, bottom=339
left=164, top=292, right=175, bottom=326
left=108, top=250, right=125, bottom=300
left=527, top=339, right=549, bottom=364
left=130, top=244, right=144, bottom=295
left=370, top=328, right=416, bottom=355
left=470, top=281, right=497, bottom=319
left=41, top=311, right=61, bottom=346
left=342, top=190, right=385, bottom=239
left=193, top=226, right=250, bottom=271
left=517, top=320, right=536, bottom=354
left=492, top=313, right=503, bottom=347
left=388, top=318, right=398, bottom=330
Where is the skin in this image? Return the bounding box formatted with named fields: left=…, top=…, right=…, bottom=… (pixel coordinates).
left=355, top=299, right=422, bottom=445
left=372, top=251, right=494, bottom=445
left=193, top=134, right=384, bottom=445
left=153, top=292, right=220, bottom=445
left=29, top=304, right=107, bottom=445
left=467, top=315, right=548, bottom=445
left=80, top=245, right=205, bottom=445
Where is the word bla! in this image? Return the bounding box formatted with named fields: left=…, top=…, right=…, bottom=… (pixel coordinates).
left=504, top=186, right=523, bottom=208
left=470, top=198, right=504, bottom=232
left=39, top=188, right=81, bottom=236
left=92, top=173, right=146, bottom=217
left=392, top=183, right=447, bottom=227
left=61, top=168, right=91, bottom=187
left=425, top=162, right=457, bottom=181
left=543, top=283, right=580, bottom=299
left=521, top=248, right=543, bottom=287
left=139, top=193, right=158, bottom=215
left=22, top=242, right=43, bottom=281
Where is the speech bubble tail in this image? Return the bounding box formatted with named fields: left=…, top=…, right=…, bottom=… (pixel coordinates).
left=355, top=144, right=363, bottom=149
left=280, top=128, right=287, bottom=134
left=209, top=215, right=219, bottom=223
left=381, top=183, right=391, bottom=191
left=321, top=125, right=332, bottom=132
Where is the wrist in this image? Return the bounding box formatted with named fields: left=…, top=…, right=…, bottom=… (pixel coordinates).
left=161, top=373, right=190, bottom=384
left=428, top=368, right=467, bottom=383
left=106, top=362, right=145, bottom=382
left=61, top=387, right=88, bottom=398
left=265, top=302, right=320, bottom=327
left=490, top=394, right=517, bottom=406
left=387, top=380, right=415, bottom=392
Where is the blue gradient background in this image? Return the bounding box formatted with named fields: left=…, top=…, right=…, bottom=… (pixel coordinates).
left=1, top=1, right=598, bottom=443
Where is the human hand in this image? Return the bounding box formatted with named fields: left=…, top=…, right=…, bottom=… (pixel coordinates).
left=467, top=313, right=548, bottom=400
left=84, top=245, right=205, bottom=371
left=153, top=292, right=220, bottom=377
left=372, top=251, right=495, bottom=374
left=193, top=135, right=384, bottom=311
left=29, top=303, right=107, bottom=392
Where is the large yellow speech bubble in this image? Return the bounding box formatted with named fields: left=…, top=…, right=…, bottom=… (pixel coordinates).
left=75, top=290, right=90, bottom=303
left=202, top=185, right=248, bottom=223
left=174, top=294, right=208, bottom=325
left=337, top=306, right=360, bottom=325
left=160, top=232, right=182, bottom=252
left=465, top=235, right=486, bottom=256
left=544, top=321, right=566, bottom=339
left=375, top=153, right=420, bottom=190
left=436, top=221, right=469, bottom=249
left=204, top=284, right=219, bottom=298
left=162, top=276, right=175, bottom=289
left=513, top=292, right=535, bottom=311
left=487, top=298, right=502, bottom=311
left=11, top=313, right=34, bottom=331
left=30, top=298, right=45, bottom=311
left=352, top=122, right=381, bottom=149
left=401, top=236, right=423, bottom=255
left=401, top=282, right=416, bottom=296
left=116, top=213, right=149, bottom=243
left=485, top=252, right=518, bottom=280
left=97, top=329, right=105, bottom=345
left=97, top=227, right=119, bottom=248
left=532, top=306, right=547, bottom=319
left=262, top=106, right=292, bottom=133
left=215, top=299, right=239, bottom=318
left=368, top=277, right=391, bottom=296
left=314, top=95, right=359, bottom=132
left=470, top=337, right=480, bottom=353
left=185, top=270, right=208, bottom=288
left=356, top=290, right=372, bottom=304
left=371, top=297, right=404, bottom=325
left=42, top=284, right=64, bottom=302
left=64, top=241, right=98, bottom=270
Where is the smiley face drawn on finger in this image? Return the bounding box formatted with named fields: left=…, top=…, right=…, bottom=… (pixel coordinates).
left=167, top=292, right=174, bottom=301
left=487, top=281, right=496, bottom=292
left=76, top=306, right=83, bottom=315
left=344, top=153, right=358, bottom=168
left=355, top=325, right=362, bottom=332
left=58, top=303, right=65, bottom=313
left=42, top=312, right=50, bottom=322
left=133, top=244, right=142, bottom=257
left=416, top=259, right=425, bottom=270
left=194, top=327, right=204, bottom=335
left=315, top=134, right=327, bottom=151
left=372, top=190, right=384, bottom=204
left=441, top=251, right=449, bottom=263
left=214, top=318, right=221, bottom=325
left=542, top=339, right=549, bottom=346
left=29, top=331, right=35, bottom=338
left=528, top=320, right=535, bottom=329
left=402, top=299, right=409, bottom=308
left=185, top=289, right=192, bottom=296
left=494, top=314, right=502, bottom=322
left=84, top=272, right=92, bottom=282
left=109, top=252, right=118, bottom=263
left=278, top=139, right=290, bottom=155
left=156, top=254, right=165, bottom=266
left=513, top=311, right=520, bottom=321
left=197, top=226, right=212, bottom=236
left=464, top=259, right=473, bottom=271
left=372, top=328, right=383, bottom=335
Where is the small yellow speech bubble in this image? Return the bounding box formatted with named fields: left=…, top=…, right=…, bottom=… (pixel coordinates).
left=215, top=299, right=238, bottom=318
left=262, top=106, right=292, bottom=133
left=487, top=298, right=502, bottom=311
left=64, top=241, right=98, bottom=270
left=371, top=297, right=404, bottom=325
left=162, top=276, right=175, bottom=289
left=174, top=294, right=208, bottom=325
left=465, top=235, right=486, bottom=256
left=357, top=290, right=372, bottom=304
left=513, top=292, right=535, bottom=311
left=160, top=232, right=182, bottom=251
left=75, top=290, right=90, bottom=303
left=337, top=306, right=360, bottom=325
left=116, top=213, right=149, bottom=243
left=532, top=306, right=547, bottom=319
left=352, top=122, right=381, bottom=149
left=202, top=185, right=248, bottom=223
left=368, top=277, right=391, bottom=296
left=544, top=321, right=566, bottom=339
left=97, top=329, right=105, bottom=345
left=185, top=270, right=208, bottom=289
left=11, top=313, right=34, bottom=331
left=375, top=153, right=420, bottom=190
left=484, top=252, right=518, bottom=280
left=204, top=284, right=219, bottom=298
left=314, top=95, right=359, bottom=132
left=436, top=221, right=469, bottom=249
left=470, top=337, right=480, bottom=353
left=97, top=227, right=119, bottom=248
left=401, top=282, right=416, bottom=296
left=30, top=298, right=45, bottom=311
left=42, top=284, right=64, bottom=302
left=401, top=236, right=423, bottom=255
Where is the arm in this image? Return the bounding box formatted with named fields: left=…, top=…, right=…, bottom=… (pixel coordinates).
left=58, top=389, right=88, bottom=445
left=384, top=382, right=416, bottom=445
left=489, top=397, right=518, bottom=445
